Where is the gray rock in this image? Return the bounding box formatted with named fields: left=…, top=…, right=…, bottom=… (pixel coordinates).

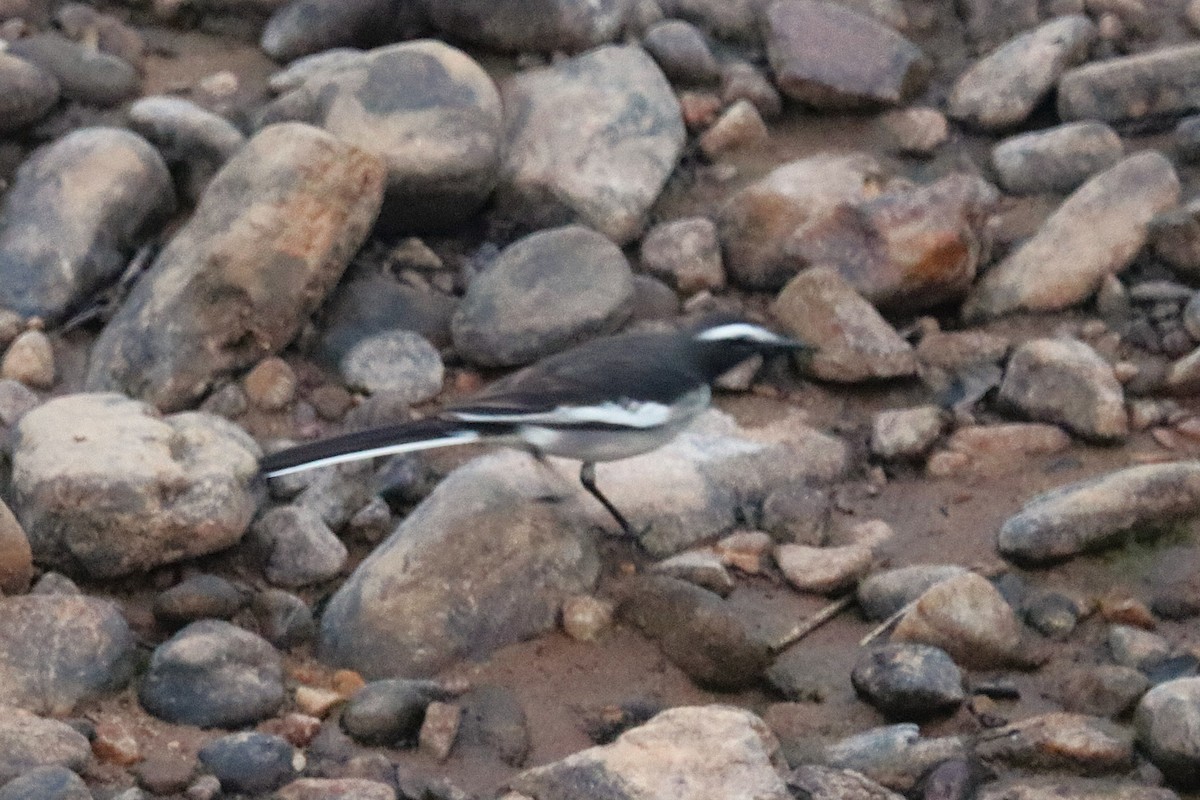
left=717, top=153, right=888, bottom=290
left=0, top=709, right=90, bottom=784
left=318, top=273, right=457, bottom=362
left=341, top=679, right=440, bottom=745
left=1057, top=664, right=1150, bottom=718
left=0, top=53, right=58, bottom=132
left=771, top=266, right=918, bottom=382
left=957, top=0, right=1038, bottom=51
left=249, top=505, right=348, bottom=588
left=1109, top=624, right=1171, bottom=671
left=998, top=338, right=1127, bottom=441
left=856, top=565, right=968, bottom=621
left=1151, top=201, right=1200, bottom=281
left=198, top=732, right=297, bottom=795
left=975, top=778, right=1178, bottom=800
left=892, top=572, right=1033, bottom=670
left=0, top=766, right=90, bottom=800
left=639, top=217, right=724, bottom=295
left=510, top=706, right=790, bottom=799
left=267, top=48, right=365, bottom=94
left=451, top=225, right=634, bottom=367
left=457, top=685, right=530, bottom=767
left=698, top=98, right=769, bottom=157
left=963, top=152, right=1180, bottom=321
left=271, top=41, right=501, bottom=232
left=251, top=589, right=315, bottom=649
left=139, top=620, right=285, bottom=728
left=2, top=330, right=54, bottom=390
left=153, top=574, right=248, bottom=628
left=1136, top=677, right=1200, bottom=787
left=275, top=779, right=397, bottom=800
left=127, top=96, right=247, bottom=203
left=497, top=45, right=684, bottom=245
left=992, top=122, right=1124, bottom=195
left=8, top=32, right=136, bottom=106
left=11, top=394, right=259, bottom=578
left=86, top=123, right=385, bottom=411
left=643, top=20, right=719, bottom=85
left=652, top=550, right=735, bottom=596
left=851, top=644, right=965, bottom=719
left=291, top=460, right=374, bottom=530
left=764, top=0, right=929, bottom=109
left=0, top=379, right=39, bottom=428
left=870, top=406, right=945, bottom=460
left=318, top=450, right=601, bottom=678
left=0, top=594, right=134, bottom=715
left=1060, top=43, right=1200, bottom=123
left=339, top=330, right=443, bottom=401
left=721, top=62, right=783, bottom=119
left=878, top=107, right=949, bottom=156
left=976, top=712, right=1134, bottom=775
left=261, top=0, right=419, bottom=62
left=821, top=724, right=969, bottom=793
left=786, top=766, right=905, bottom=800
left=784, top=174, right=997, bottom=313
left=998, top=462, right=1200, bottom=563
left=776, top=542, right=874, bottom=595
left=427, top=0, right=628, bottom=53
left=615, top=575, right=770, bottom=689
left=947, top=16, right=1096, bottom=131
left=1176, top=114, right=1200, bottom=162
left=761, top=485, right=830, bottom=545
left=659, top=0, right=760, bottom=41
left=0, top=128, right=173, bottom=322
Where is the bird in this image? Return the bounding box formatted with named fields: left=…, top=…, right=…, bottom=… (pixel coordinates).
left=260, top=315, right=811, bottom=534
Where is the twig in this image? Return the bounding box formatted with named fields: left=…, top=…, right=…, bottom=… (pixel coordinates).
left=859, top=596, right=920, bottom=647
left=770, top=595, right=855, bottom=653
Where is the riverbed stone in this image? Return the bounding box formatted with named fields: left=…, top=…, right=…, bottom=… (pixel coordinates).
left=1059, top=43, right=1200, bottom=123
left=992, top=122, right=1124, bottom=195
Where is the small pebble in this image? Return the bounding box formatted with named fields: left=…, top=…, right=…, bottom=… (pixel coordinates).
left=561, top=594, right=614, bottom=641
left=295, top=685, right=344, bottom=718
left=243, top=356, right=298, bottom=411
left=92, top=720, right=140, bottom=766
left=418, top=701, right=462, bottom=761
left=698, top=99, right=768, bottom=157
left=1, top=329, right=54, bottom=389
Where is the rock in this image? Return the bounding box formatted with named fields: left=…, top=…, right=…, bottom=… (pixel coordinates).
left=786, top=766, right=904, bottom=800
left=0, top=330, right=52, bottom=390
left=658, top=0, right=760, bottom=41
left=249, top=505, right=348, bottom=588
left=458, top=685, right=530, bottom=767
left=561, top=594, right=615, bottom=640
left=1176, top=114, right=1200, bottom=161
left=928, top=423, right=1071, bottom=476
left=947, top=16, right=1096, bottom=131
left=718, top=152, right=887, bottom=290
left=957, top=0, right=1039, bottom=51
left=771, top=266, right=918, bottom=382
left=992, top=122, right=1124, bottom=195
left=418, top=701, right=461, bottom=760
left=775, top=543, right=874, bottom=595
left=153, top=574, right=247, bottom=628
left=1151, top=201, right=1200, bottom=280
left=243, top=356, right=297, bottom=411
left=318, top=272, right=457, bottom=363
left=8, top=32, right=136, bottom=106
left=0, top=128, right=173, bottom=322
left=0, top=766, right=90, bottom=800
left=341, top=679, right=439, bottom=745
left=86, top=123, right=385, bottom=411
left=139, top=620, right=284, bottom=728
left=639, top=217, right=724, bottom=295
left=852, top=644, right=965, bottom=720
left=1060, top=43, right=1200, bottom=123
left=339, top=330, right=443, bottom=401
left=721, top=62, right=782, bottom=119
left=763, top=0, right=929, bottom=109
left=856, top=565, right=968, bottom=621
left=0, top=594, right=133, bottom=715
left=11, top=394, right=259, bottom=577
left=963, top=152, right=1180, bottom=320
left=977, top=712, right=1134, bottom=774
left=198, top=732, right=297, bottom=795
left=0, top=53, right=57, bottom=132
left=652, top=550, right=735, bottom=596
left=510, top=706, right=789, bottom=799
left=0, top=502, right=30, bottom=594
left=0, top=708, right=90, bottom=783
left=318, top=451, right=600, bottom=678
left=276, top=778, right=397, bottom=800
left=267, top=48, right=366, bottom=94
left=54, top=4, right=145, bottom=67
left=698, top=99, right=769, bottom=157
left=1136, top=677, right=1200, bottom=787
left=261, top=0, right=414, bottom=62
left=427, top=0, right=627, bottom=53
left=998, top=462, right=1200, bottom=563
left=272, top=41, right=501, bottom=232
left=643, top=19, right=719, bottom=85
left=761, top=485, right=831, bottom=545
left=615, top=575, right=770, bottom=689
left=785, top=174, right=998, bottom=312
left=451, top=225, right=634, bottom=367
left=870, top=406, right=945, bottom=459
left=975, top=778, right=1177, bottom=800
left=892, top=572, right=1032, bottom=670
left=1057, top=665, right=1150, bottom=718
left=821, top=724, right=969, bottom=793
left=1167, top=347, right=1200, bottom=393
left=497, top=45, right=685, bottom=244
left=128, top=96, right=247, bottom=203
left=998, top=338, right=1127, bottom=441
left=878, top=107, right=948, bottom=156
left=251, top=589, right=316, bottom=649
left=1109, top=624, right=1171, bottom=670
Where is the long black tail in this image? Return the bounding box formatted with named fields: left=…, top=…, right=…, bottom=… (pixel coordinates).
left=260, top=418, right=494, bottom=478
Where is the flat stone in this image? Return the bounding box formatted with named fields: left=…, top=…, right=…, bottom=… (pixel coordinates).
left=963, top=152, right=1180, bottom=320
left=764, top=0, right=929, bottom=109
left=775, top=543, right=874, bottom=595
left=497, top=45, right=684, bottom=245
left=1060, top=43, right=1200, bottom=123
left=820, top=724, right=970, bottom=793
left=9, top=32, right=137, bottom=106
left=0, top=765, right=91, bottom=800
left=0, top=708, right=90, bottom=783
left=856, top=565, right=968, bottom=621
left=992, top=122, right=1124, bottom=195
left=339, top=330, right=443, bottom=401
left=947, top=15, right=1096, bottom=131
left=85, top=123, right=385, bottom=410
left=870, top=406, right=945, bottom=460
left=153, top=574, right=247, bottom=628
left=976, top=712, right=1134, bottom=774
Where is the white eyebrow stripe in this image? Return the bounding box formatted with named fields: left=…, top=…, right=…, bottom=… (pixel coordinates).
left=695, top=322, right=790, bottom=343
left=448, top=400, right=673, bottom=429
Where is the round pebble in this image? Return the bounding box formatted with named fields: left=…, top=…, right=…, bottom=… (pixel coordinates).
left=339, top=329, right=444, bottom=402
left=561, top=594, right=614, bottom=641
left=244, top=357, right=298, bottom=411
left=851, top=643, right=965, bottom=719
left=198, top=732, right=297, bottom=795
left=1, top=329, right=54, bottom=389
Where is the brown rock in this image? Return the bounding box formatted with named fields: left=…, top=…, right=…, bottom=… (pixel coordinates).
left=243, top=356, right=297, bottom=411
left=1060, top=43, right=1200, bottom=123
left=1, top=329, right=54, bottom=389
left=699, top=99, right=769, bottom=157
left=775, top=542, right=874, bottom=594
left=0, top=500, right=31, bottom=593
left=976, top=712, right=1134, bottom=774
left=92, top=719, right=140, bottom=766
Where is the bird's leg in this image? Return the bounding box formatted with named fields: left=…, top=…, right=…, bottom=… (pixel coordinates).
left=579, top=461, right=634, bottom=537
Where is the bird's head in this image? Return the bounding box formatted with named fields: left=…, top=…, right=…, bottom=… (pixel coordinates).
left=686, top=314, right=814, bottom=378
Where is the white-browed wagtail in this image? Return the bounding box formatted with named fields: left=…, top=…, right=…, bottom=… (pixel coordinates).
left=261, top=316, right=812, bottom=533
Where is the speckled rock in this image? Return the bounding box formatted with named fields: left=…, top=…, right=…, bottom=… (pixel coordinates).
left=0, top=710, right=90, bottom=784
left=976, top=712, right=1134, bottom=775
left=820, top=724, right=969, bottom=793
left=153, top=574, right=247, bottom=628
left=339, top=330, right=443, bottom=401
left=851, top=644, right=965, bottom=720
left=427, top=0, right=628, bottom=53
left=975, top=778, right=1177, bottom=800
left=127, top=96, right=247, bottom=202
left=249, top=505, right=347, bottom=588
left=1136, top=677, right=1200, bottom=787
left=1, top=330, right=53, bottom=390
left=640, top=217, right=725, bottom=295
left=856, top=564, right=969, bottom=620
left=261, top=0, right=418, bottom=62
left=1060, top=43, right=1200, bottom=124
left=276, top=779, right=397, bottom=800
left=198, top=732, right=298, bottom=795
left=775, top=543, right=874, bottom=595
left=992, top=122, right=1124, bottom=195
left=786, top=766, right=904, bottom=800
left=870, top=406, right=945, bottom=460
left=0, top=766, right=91, bottom=800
